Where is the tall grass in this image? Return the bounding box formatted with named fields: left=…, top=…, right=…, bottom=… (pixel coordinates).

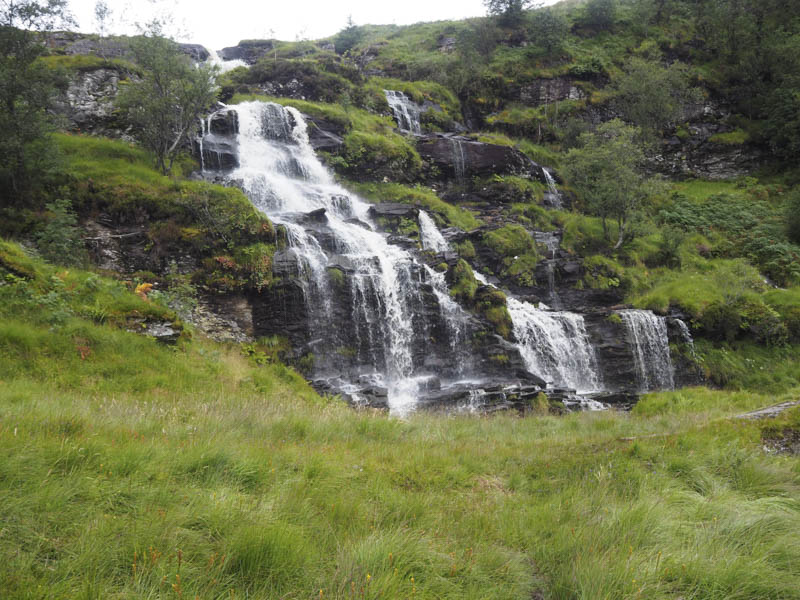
left=2, top=245, right=800, bottom=599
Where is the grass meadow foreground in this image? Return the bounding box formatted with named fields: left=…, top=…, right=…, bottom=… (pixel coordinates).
left=1, top=242, right=800, bottom=599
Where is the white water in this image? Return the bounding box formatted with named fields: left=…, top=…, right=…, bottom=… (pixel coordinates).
left=207, top=49, right=247, bottom=73
left=618, top=309, right=674, bottom=391
left=543, top=169, right=563, bottom=209
left=418, top=211, right=450, bottom=252
left=507, top=297, right=601, bottom=392
left=474, top=272, right=600, bottom=391
left=450, top=138, right=467, bottom=180
left=384, top=90, right=422, bottom=135
left=674, top=318, right=696, bottom=358
left=230, top=101, right=433, bottom=413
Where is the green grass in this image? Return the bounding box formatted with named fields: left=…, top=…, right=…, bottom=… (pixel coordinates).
left=2, top=242, right=800, bottom=598
left=709, top=129, right=750, bottom=145
left=48, top=134, right=276, bottom=292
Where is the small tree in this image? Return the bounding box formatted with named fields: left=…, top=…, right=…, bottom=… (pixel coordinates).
left=116, top=22, right=217, bottom=175
left=528, top=7, right=568, bottom=54
left=485, top=0, right=530, bottom=28
left=333, top=15, right=364, bottom=55
left=93, top=0, right=111, bottom=59
left=562, top=120, right=659, bottom=248
left=584, top=0, right=616, bottom=30
left=614, top=57, right=702, bottom=137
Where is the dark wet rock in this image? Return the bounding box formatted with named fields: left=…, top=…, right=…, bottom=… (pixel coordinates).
left=253, top=278, right=310, bottom=352
left=301, top=208, right=328, bottom=223
left=180, top=44, right=210, bottom=62
left=272, top=250, right=300, bottom=278
left=649, top=103, right=766, bottom=179
left=369, top=203, right=419, bottom=218
left=304, top=115, right=346, bottom=152
left=208, top=108, right=239, bottom=135
left=583, top=313, right=640, bottom=393
left=419, top=135, right=544, bottom=180
left=197, top=136, right=238, bottom=171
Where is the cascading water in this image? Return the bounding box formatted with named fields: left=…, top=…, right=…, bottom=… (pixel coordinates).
left=674, top=318, right=696, bottom=358
left=207, top=49, right=248, bottom=73
left=618, top=309, right=674, bottom=391
left=450, top=138, right=467, bottom=180
left=384, top=90, right=422, bottom=135
left=473, top=272, right=600, bottom=392
left=543, top=169, right=563, bottom=209
left=419, top=211, right=450, bottom=253
left=507, top=298, right=600, bottom=392
left=208, top=100, right=483, bottom=414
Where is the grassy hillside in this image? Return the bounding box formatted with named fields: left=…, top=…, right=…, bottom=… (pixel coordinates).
left=2, top=240, right=800, bottom=599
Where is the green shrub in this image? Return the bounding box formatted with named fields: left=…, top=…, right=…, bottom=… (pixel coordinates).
left=342, top=130, right=422, bottom=181
left=34, top=197, right=88, bottom=267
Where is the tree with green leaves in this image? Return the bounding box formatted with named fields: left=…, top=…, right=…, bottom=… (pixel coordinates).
left=614, top=57, right=702, bottom=138
left=584, top=0, right=616, bottom=30
left=0, top=0, right=71, bottom=198
left=333, top=15, right=364, bottom=55
left=116, top=22, right=218, bottom=175
left=528, top=7, right=568, bottom=54
left=485, top=0, right=530, bottom=28
left=562, top=119, right=661, bottom=248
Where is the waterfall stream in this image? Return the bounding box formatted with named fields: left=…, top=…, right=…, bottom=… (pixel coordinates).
left=543, top=169, right=563, bottom=209
left=507, top=298, right=600, bottom=392
left=474, top=272, right=601, bottom=392
left=418, top=211, right=450, bottom=252
left=384, top=90, right=422, bottom=135
left=198, top=100, right=691, bottom=413
left=618, top=309, right=674, bottom=391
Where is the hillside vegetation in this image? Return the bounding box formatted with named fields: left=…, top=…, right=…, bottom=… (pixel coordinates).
left=2, top=0, right=800, bottom=597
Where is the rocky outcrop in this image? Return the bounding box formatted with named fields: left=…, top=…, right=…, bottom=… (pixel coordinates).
left=419, top=135, right=546, bottom=180
left=53, top=66, right=129, bottom=136
left=654, top=131, right=765, bottom=179
left=519, top=77, right=586, bottom=106
left=219, top=40, right=275, bottom=64
left=43, top=32, right=209, bottom=62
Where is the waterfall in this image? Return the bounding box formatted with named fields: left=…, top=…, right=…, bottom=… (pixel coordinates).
left=674, top=318, right=697, bottom=358
left=618, top=310, right=674, bottom=391
left=507, top=298, right=601, bottom=392
left=207, top=49, right=247, bottom=73
left=384, top=90, right=422, bottom=135
left=419, top=211, right=450, bottom=252
left=206, top=100, right=488, bottom=414
left=450, top=138, right=467, bottom=180
left=473, top=271, right=600, bottom=392
left=543, top=169, right=563, bottom=209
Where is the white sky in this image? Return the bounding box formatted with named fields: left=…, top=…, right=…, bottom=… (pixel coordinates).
left=66, top=0, right=559, bottom=51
